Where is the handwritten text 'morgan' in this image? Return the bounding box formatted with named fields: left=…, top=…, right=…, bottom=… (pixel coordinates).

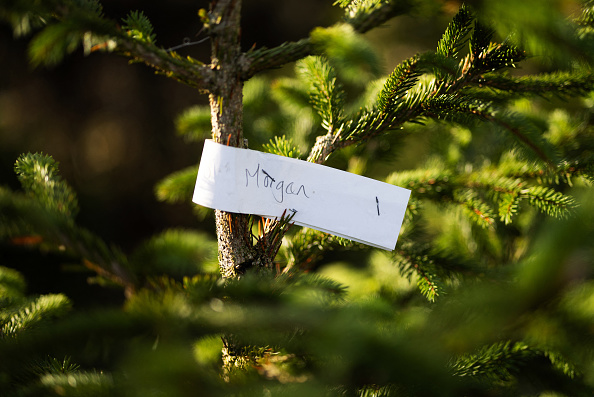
left=245, top=163, right=310, bottom=203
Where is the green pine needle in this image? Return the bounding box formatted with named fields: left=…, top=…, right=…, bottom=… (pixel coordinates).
left=474, top=71, right=594, bottom=99
left=416, top=272, right=440, bottom=302
left=522, top=186, right=576, bottom=219
left=497, top=192, right=519, bottom=224
left=437, top=4, right=474, bottom=59
left=421, top=94, right=491, bottom=124
left=0, top=266, right=27, bottom=301
left=33, top=356, right=80, bottom=376
left=310, top=24, right=381, bottom=84
left=122, top=10, right=156, bottom=44
left=338, top=0, right=415, bottom=34
left=131, top=229, right=218, bottom=277
left=28, top=21, right=84, bottom=67
left=377, top=55, right=424, bottom=114
left=175, top=106, right=212, bottom=142
left=452, top=341, right=537, bottom=382
left=1, top=294, right=71, bottom=338
left=470, top=20, right=494, bottom=59
left=155, top=165, right=198, bottom=204
left=262, top=136, right=302, bottom=159
left=296, top=56, right=345, bottom=133
left=456, top=190, right=496, bottom=229
left=14, top=153, right=78, bottom=218
left=39, top=371, right=114, bottom=395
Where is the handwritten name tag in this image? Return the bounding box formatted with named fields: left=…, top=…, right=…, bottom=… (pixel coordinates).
left=193, top=139, right=410, bottom=250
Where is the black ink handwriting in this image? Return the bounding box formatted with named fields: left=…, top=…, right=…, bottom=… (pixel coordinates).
left=245, top=163, right=310, bottom=203
left=262, top=169, right=275, bottom=183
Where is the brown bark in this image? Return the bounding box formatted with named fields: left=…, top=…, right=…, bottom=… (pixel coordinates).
left=207, top=0, right=257, bottom=279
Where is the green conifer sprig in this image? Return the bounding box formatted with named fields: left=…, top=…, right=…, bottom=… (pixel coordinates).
left=416, top=270, right=440, bottom=302
left=220, top=271, right=347, bottom=305
left=473, top=71, right=594, bottom=99
left=421, top=94, right=491, bottom=124
left=377, top=55, right=424, bottom=114
left=306, top=6, right=534, bottom=164
left=470, top=173, right=527, bottom=223
left=263, top=136, right=302, bottom=159
left=576, top=1, right=594, bottom=45
left=26, top=357, right=108, bottom=397
left=523, top=186, right=577, bottom=219
left=387, top=163, right=575, bottom=229
left=386, top=167, right=453, bottom=199
left=310, top=24, right=381, bottom=85
left=576, top=0, right=594, bottom=26
left=240, top=39, right=314, bottom=81
left=1, top=294, right=71, bottom=338
left=474, top=42, right=526, bottom=74
left=393, top=238, right=479, bottom=300
left=497, top=192, right=519, bottom=225
left=14, top=153, right=78, bottom=218
left=155, top=165, right=198, bottom=204
left=32, top=355, right=80, bottom=376
left=358, top=384, right=404, bottom=397
left=470, top=20, right=495, bottom=61
left=122, top=10, right=156, bottom=44
left=455, top=189, right=496, bottom=228
left=37, top=371, right=114, bottom=395
left=241, top=1, right=412, bottom=80
left=418, top=98, right=557, bottom=169
left=436, top=4, right=474, bottom=60
left=284, top=228, right=361, bottom=272
left=0, top=0, right=104, bottom=37
left=0, top=0, right=214, bottom=89
left=450, top=341, right=587, bottom=394
left=451, top=341, right=537, bottom=381
left=28, top=20, right=90, bottom=67
left=2, top=155, right=138, bottom=293
left=23, top=3, right=113, bottom=67
left=130, top=229, right=217, bottom=279
left=175, top=106, right=212, bottom=143
left=296, top=56, right=346, bottom=133
left=0, top=267, right=26, bottom=302
left=487, top=112, right=558, bottom=167
left=337, top=0, right=415, bottom=34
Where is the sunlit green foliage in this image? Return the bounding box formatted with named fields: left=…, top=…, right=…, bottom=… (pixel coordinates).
left=2, top=1, right=594, bottom=396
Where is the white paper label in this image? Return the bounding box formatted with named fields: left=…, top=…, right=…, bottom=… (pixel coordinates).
left=193, top=139, right=411, bottom=250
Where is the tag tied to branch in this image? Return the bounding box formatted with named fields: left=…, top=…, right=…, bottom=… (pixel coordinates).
left=193, top=139, right=411, bottom=250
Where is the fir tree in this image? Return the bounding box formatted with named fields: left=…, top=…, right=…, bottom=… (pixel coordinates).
left=2, top=0, right=594, bottom=396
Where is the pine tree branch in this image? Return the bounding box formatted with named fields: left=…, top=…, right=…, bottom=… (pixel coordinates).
left=240, top=39, right=313, bottom=81
left=0, top=191, right=138, bottom=296
left=297, top=56, right=345, bottom=133
left=115, top=37, right=215, bottom=92
left=2, top=1, right=216, bottom=91
left=284, top=228, right=361, bottom=273
left=239, top=0, right=414, bottom=80
left=1, top=294, right=71, bottom=338
left=451, top=341, right=538, bottom=381
left=482, top=112, right=556, bottom=168
left=436, top=4, right=473, bottom=59
left=473, top=72, right=594, bottom=99
left=343, top=0, right=416, bottom=34
left=306, top=41, right=529, bottom=165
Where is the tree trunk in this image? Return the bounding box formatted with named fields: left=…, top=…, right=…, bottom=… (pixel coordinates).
left=208, top=0, right=255, bottom=279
